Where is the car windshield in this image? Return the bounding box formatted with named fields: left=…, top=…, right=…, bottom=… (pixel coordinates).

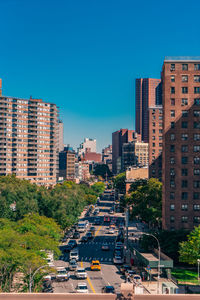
left=79, top=285, right=87, bottom=290
left=78, top=269, right=85, bottom=273
left=93, top=263, right=99, bottom=265
left=58, top=270, right=66, bottom=275
left=70, top=261, right=77, bottom=265
left=106, top=287, right=114, bottom=291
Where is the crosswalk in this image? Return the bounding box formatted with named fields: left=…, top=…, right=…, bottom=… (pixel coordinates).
left=80, top=257, right=113, bottom=262
left=79, top=241, right=115, bottom=245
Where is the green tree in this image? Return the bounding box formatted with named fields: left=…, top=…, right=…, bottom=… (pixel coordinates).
left=93, top=164, right=112, bottom=179
left=179, top=226, right=200, bottom=265
left=91, top=182, right=105, bottom=196
left=114, top=172, right=126, bottom=194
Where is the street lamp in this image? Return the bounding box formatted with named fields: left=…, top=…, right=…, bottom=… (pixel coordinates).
left=29, top=265, right=48, bottom=293
left=143, top=233, right=161, bottom=294
left=197, top=259, right=200, bottom=281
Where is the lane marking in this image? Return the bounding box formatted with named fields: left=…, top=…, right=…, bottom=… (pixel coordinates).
left=94, top=225, right=102, bottom=237
left=80, top=261, right=96, bottom=294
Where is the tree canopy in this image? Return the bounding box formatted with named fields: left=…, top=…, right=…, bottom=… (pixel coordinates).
left=179, top=226, right=200, bottom=265
left=114, top=172, right=126, bottom=194
left=93, top=164, right=112, bottom=179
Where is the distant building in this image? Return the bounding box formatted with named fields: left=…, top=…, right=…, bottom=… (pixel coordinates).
left=102, top=145, right=112, bottom=172
left=78, top=138, right=96, bottom=156
left=0, top=79, right=2, bottom=96
left=112, top=129, right=141, bottom=174
left=58, top=120, right=64, bottom=152
left=126, top=166, right=149, bottom=193
left=75, top=161, right=90, bottom=182
left=135, top=78, right=162, bottom=142
left=122, top=141, right=149, bottom=171
left=59, top=146, right=75, bottom=181
left=83, top=150, right=102, bottom=164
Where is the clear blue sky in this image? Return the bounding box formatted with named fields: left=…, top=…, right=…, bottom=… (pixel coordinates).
left=1, top=0, right=200, bottom=152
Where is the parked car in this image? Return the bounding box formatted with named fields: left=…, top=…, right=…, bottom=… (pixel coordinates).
left=69, top=259, right=78, bottom=271
left=76, top=283, right=88, bottom=293
left=102, top=285, right=115, bottom=293
left=75, top=268, right=87, bottom=279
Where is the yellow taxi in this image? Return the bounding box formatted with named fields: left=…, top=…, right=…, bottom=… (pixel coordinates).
left=90, top=260, right=101, bottom=271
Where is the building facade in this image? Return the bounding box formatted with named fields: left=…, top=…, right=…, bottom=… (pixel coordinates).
left=0, top=90, right=59, bottom=186
left=149, top=106, right=163, bottom=180
left=112, top=129, right=141, bottom=174
left=122, top=141, right=148, bottom=171
left=162, top=56, right=200, bottom=230
left=78, top=138, right=96, bottom=157
left=59, top=146, right=75, bottom=180
left=58, top=120, right=64, bottom=152
left=75, top=161, right=90, bottom=182
left=135, top=78, right=162, bottom=142
left=102, top=145, right=112, bottom=172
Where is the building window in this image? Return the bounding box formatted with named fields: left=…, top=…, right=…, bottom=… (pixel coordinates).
left=152, top=122, right=155, bottom=127
left=153, top=129, right=155, bottom=133
left=182, top=121, right=188, bottom=128
left=170, top=216, right=175, bottom=223
left=194, top=64, right=200, bottom=71
left=182, top=87, right=188, bottom=94
left=159, top=143, right=162, bottom=147
left=182, top=180, right=188, bottom=188
left=159, top=116, right=163, bottom=120
left=194, top=169, right=200, bottom=175
left=194, top=110, right=200, bottom=117
left=152, top=143, right=155, bottom=147
left=152, top=136, right=155, bottom=140
left=182, top=75, right=188, bottom=82
left=159, top=136, right=162, bottom=140
left=182, top=157, right=188, bottom=164
left=170, top=204, right=175, bottom=211
left=194, top=157, right=200, bottom=164
left=194, top=181, right=200, bottom=188
left=171, top=98, right=175, bottom=106
left=194, top=133, right=200, bottom=141
left=193, top=192, right=200, bottom=200
left=171, top=87, right=175, bottom=94
left=170, top=180, right=175, bottom=188
left=181, top=145, right=188, bottom=152
left=181, top=205, right=188, bottom=211
left=171, top=122, right=175, bottom=128
left=182, top=169, right=188, bottom=176
left=170, top=157, right=175, bottom=164
left=182, top=192, right=188, bottom=200
left=170, top=192, right=175, bottom=199
left=194, top=87, right=200, bottom=94
left=181, top=216, right=188, bottom=223
left=159, top=129, right=162, bottom=133
left=182, top=110, right=188, bottom=117
left=194, top=216, right=200, bottom=223
left=182, top=64, right=188, bottom=71
left=181, top=133, right=188, bottom=141
left=182, top=98, right=188, bottom=106
left=170, top=145, right=175, bottom=152
left=194, top=204, right=200, bottom=211
left=171, top=64, right=175, bottom=71
left=194, top=122, right=200, bottom=129
left=170, top=168, right=175, bottom=176
left=194, top=75, right=200, bottom=82
left=159, top=122, right=162, bottom=127
left=171, top=75, right=175, bottom=82
left=194, top=98, right=200, bottom=105
left=194, top=145, right=200, bottom=152
left=170, top=134, right=175, bottom=141
left=170, top=110, right=175, bottom=117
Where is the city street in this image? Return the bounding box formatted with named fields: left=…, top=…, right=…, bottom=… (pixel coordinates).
left=52, top=193, right=125, bottom=293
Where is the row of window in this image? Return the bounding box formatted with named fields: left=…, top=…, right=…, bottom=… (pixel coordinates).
left=170, top=168, right=200, bottom=176
left=170, top=204, right=200, bottom=211
left=152, top=129, right=162, bottom=134
left=171, top=87, right=200, bottom=94
left=170, top=180, right=200, bottom=188
left=170, top=63, right=200, bottom=71
left=170, top=192, right=200, bottom=200
left=170, top=98, right=200, bottom=106
left=171, top=133, right=200, bottom=141
left=170, top=110, right=200, bottom=117
left=171, top=75, right=200, bottom=83
left=170, top=157, right=200, bottom=164
left=170, top=216, right=200, bottom=223
left=170, top=145, right=200, bottom=152
left=170, top=121, right=200, bottom=129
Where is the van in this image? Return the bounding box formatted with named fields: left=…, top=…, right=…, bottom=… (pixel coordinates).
left=69, top=249, right=79, bottom=261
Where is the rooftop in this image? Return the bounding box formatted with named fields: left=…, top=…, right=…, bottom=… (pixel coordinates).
left=165, top=56, right=200, bottom=62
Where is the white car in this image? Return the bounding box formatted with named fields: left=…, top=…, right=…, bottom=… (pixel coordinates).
left=133, top=274, right=142, bottom=283
left=75, top=268, right=87, bottom=279
left=76, top=282, right=88, bottom=293
left=69, top=259, right=78, bottom=271
left=69, top=249, right=79, bottom=261
left=56, top=267, right=70, bottom=282
left=113, top=255, right=124, bottom=264
left=108, top=228, right=115, bottom=234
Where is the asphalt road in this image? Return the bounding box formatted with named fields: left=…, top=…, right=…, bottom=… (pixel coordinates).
left=52, top=195, right=125, bottom=294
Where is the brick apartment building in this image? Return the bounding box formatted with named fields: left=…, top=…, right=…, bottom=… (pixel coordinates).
left=149, top=106, right=163, bottom=180
left=59, top=146, right=76, bottom=181
left=0, top=81, right=59, bottom=186
left=162, top=56, right=200, bottom=230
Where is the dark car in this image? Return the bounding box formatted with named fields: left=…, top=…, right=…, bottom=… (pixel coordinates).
left=73, top=232, right=80, bottom=239
left=64, top=239, right=77, bottom=252
left=86, top=232, right=93, bottom=239
left=102, top=286, right=115, bottom=294
left=94, top=217, right=101, bottom=225
left=120, top=265, right=130, bottom=275
left=81, top=236, right=88, bottom=243
left=90, top=226, right=96, bottom=233
left=65, top=231, right=73, bottom=239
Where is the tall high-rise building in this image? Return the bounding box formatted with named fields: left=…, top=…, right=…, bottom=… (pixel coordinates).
left=162, top=56, right=200, bottom=230
left=135, top=78, right=162, bottom=142
left=0, top=79, right=2, bottom=96
left=0, top=81, right=59, bottom=186
left=58, top=120, right=64, bottom=152
left=112, top=129, right=141, bottom=174
left=78, top=138, right=96, bottom=156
